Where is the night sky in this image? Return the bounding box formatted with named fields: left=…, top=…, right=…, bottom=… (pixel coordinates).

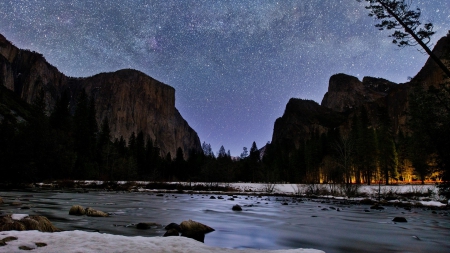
left=1, top=1, right=449, bottom=156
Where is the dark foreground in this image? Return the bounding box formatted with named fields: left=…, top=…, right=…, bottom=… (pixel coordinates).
left=0, top=190, right=449, bottom=253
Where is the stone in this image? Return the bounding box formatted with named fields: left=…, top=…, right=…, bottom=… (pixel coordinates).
left=163, top=229, right=179, bottom=237
left=19, top=245, right=33, bottom=250
left=35, top=242, right=47, bottom=247
left=180, top=220, right=215, bottom=243
left=209, top=196, right=216, bottom=199
left=232, top=205, right=242, bottom=211
left=69, top=205, right=86, bottom=216
left=136, top=222, right=160, bottom=229
left=165, top=223, right=181, bottom=232
left=392, top=217, right=407, bottom=222
left=0, top=215, right=60, bottom=232
left=85, top=207, right=109, bottom=217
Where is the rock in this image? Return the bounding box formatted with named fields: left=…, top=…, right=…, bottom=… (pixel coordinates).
left=85, top=207, right=109, bottom=217
left=35, top=242, right=47, bottom=247
left=180, top=220, right=215, bottom=243
left=282, top=202, right=288, bottom=205
left=136, top=222, right=160, bottom=229
left=0, top=236, right=18, bottom=247
left=19, top=245, right=33, bottom=250
left=232, top=205, right=242, bottom=211
left=165, top=223, right=181, bottom=232
left=209, top=196, right=216, bottom=199
left=0, top=215, right=60, bottom=232
left=163, top=229, right=180, bottom=237
left=0, top=34, right=202, bottom=160
left=392, top=217, right=407, bottom=222
left=322, top=74, right=395, bottom=113
left=69, top=205, right=86, bottom=216
left=1, top=236, right=18, bottom=243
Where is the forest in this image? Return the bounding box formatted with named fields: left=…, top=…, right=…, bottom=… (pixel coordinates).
left=0, top=80, right=448, bottom=191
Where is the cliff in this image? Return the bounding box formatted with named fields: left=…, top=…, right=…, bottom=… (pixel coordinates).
left=0, top=33, right=201, bottom=158
left=271, top=34, right=450, bottom=150
left=271, top=98, right=345, bottom=149
left=321, top=74, right=396, bottom=112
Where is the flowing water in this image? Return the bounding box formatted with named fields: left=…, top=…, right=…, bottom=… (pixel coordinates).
left=0, top=190, right=449, bottom=253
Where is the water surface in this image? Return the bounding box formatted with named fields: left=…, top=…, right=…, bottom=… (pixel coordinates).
left=0, top=190, right=449, bottom=253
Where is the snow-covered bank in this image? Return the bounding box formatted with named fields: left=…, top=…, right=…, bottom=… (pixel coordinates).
left=0, top=230, right=324, bottom=253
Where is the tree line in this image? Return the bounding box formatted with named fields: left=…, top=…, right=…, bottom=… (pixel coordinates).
left=0, top=84, right=446, bottom=186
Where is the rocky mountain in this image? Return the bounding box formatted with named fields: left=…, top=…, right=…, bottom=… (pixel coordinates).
left=271, top=34, right=450, bottom=150
left=321, top=74, right=397, bottom=113
left=271, top=99, right=345, bottom=149
left=0, top=33, right=202, bottom=158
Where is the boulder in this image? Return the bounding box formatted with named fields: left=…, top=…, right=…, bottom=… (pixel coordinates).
left=180, top=220, right=215, bottom=243
left=392, top=217, right=407, bottom=222
left=232, top=205, right=242, bottom=211
left=0, top=215, right=60, bottom=232
left=163, top=229, right=179, bottom=237
left=136, top=222, right=160, bottom=229
left=69, top=205, right=86, bottom=216
left=164, top=223, right=181, bottom=232
left=85, top=207, right=109, bottom=217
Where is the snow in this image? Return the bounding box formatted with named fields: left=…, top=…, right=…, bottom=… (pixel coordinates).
left=10, top=214, right=28, bottom=220
left=0, top=230, right=324, bottom=253
left=418, top=200, right=447, bottom=207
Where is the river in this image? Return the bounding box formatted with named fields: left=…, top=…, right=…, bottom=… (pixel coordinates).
left=0, top=190, right=449, bottom=253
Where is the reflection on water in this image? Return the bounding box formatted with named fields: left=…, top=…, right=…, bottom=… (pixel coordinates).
left=0, top=190, right=449, bottom=253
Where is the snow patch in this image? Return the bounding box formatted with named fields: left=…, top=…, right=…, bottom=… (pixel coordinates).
left=0, top=230, right=324, bottom=253
left=418, top=201, right=446, bottom=207
left=11, top=214, right=29, bottom=220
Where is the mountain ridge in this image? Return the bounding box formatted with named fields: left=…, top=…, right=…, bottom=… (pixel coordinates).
left=0, top=33, right=202, bottom=158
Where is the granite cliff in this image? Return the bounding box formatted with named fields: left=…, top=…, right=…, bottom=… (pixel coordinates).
left=0, top=33, right=201, bottom=158
left=271, top=34, right=450, bottom=150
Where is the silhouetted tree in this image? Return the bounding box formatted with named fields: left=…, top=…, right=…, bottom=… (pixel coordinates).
left=359, top=0, right=450, bottom=78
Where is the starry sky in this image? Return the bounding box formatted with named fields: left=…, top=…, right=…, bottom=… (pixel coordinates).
left=1, top=0, right=449, bottom=156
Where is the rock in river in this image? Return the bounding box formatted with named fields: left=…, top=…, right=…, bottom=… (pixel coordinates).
left=85, top=207, right=109, bottom=217
left=136, top=222, right=160, bottom=229
left=69, top=205, right=86, bottom=216
left=392, top=217, right=407, bottom=222
left=179, top=220, right=215, bottom=243
left=0, top=214, right=60, bottom=232
left=232, top=205, right=242, bottom=211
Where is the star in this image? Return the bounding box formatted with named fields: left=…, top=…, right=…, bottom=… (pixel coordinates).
left=1, top=0, right=448, bottom=155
